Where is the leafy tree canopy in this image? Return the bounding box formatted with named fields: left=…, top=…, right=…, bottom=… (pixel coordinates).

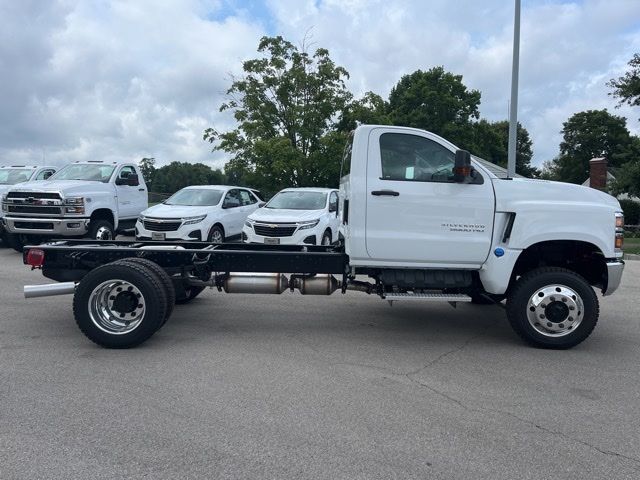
left=204, top=36, right=352, bottom=194
left=542, top=109, right=635, bottom=184
left=387, top=67, right=481, bottom=146
left=608, top=53, right=640, bottom=117
left=151, top=161, right=225, bottom=194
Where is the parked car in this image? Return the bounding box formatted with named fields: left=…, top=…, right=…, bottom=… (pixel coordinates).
left=243, top=187, right=339, bottom=245
left=0, top=165, right=57, bottom=247
left=1, top=160, right=146, bottom=251
left=136, top=185, right=263, bottom=242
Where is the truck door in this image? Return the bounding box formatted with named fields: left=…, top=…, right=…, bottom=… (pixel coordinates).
left=115, top=165, right=146, bottom=219
left=365, top=128, right=495, bottom=266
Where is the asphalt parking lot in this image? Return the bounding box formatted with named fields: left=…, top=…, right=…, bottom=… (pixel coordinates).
left=0, top=245, right=639, bottom=480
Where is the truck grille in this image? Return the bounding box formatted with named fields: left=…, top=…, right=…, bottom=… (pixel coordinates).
left=253, top=223, right=297, bottom=237
left=6, top=192, right=61, bottom=200
left=7, top=205, right=62, bottom=215
left=143, top=219, right=182, bottom=232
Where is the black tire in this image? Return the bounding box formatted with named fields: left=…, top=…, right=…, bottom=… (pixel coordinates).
left=113, top=258, right=175, bottom=325
left=5, top=233, right=27, bottom=252
left=506, top=267, right=599, bottom=349
left=207, top=225, right=224, bottom=244
left=73, top=262, right=168, bottom=348
left=89, top=219, right=115, bottom=240
left=175, top=285, right=206, bottom=304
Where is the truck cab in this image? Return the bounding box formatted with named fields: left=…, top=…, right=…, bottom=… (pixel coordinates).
left=2, top=160, right=147, bottom=249
left=340, top=124, right=623, bottom=298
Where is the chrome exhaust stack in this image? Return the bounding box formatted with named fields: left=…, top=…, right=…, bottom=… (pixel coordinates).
left=24, top=282, right=76, bottom=299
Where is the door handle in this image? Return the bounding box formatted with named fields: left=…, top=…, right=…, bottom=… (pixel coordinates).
left=138, top=188, right=146, bottom=192
left=371, top=190, right=399, bottom=196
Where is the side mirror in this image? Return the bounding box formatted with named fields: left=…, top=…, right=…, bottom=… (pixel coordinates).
left=329, top=203, right=337, bottom=213
left=43, top=171, right=53, bottom=180
left=127, top=174, right=140, bottom=187
left=453, top=149, right=472, bottom=183
left=258, top=202, right=266, bottom=208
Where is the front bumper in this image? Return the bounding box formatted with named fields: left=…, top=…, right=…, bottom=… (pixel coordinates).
left=2, top=216, right=89, bottom=236
left=243, top=225, right=319, bottom=245
left=135, top=221, right=205, bottom=241
left=603, top=260, right=625, bottom=296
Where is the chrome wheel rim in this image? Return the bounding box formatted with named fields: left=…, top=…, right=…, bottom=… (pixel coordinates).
left=210, top=229, right=223, bottom=243
left=321, top=234, right=331, bottom=245
left=95, top=226, right=113, bottom=240
left=89, top=280, right=146, bottom=334
left=527, top=284, right=584, bottom=337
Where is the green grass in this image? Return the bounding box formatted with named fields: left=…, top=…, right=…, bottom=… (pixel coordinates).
left=624, top=237, right=640, bottom=255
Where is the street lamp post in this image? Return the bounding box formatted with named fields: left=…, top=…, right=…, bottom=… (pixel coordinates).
left=507, top=0, right=521, bottom=178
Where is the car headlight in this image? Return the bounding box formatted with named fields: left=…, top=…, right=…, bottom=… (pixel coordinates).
left=244, top=219, right=255, bottom=229
left=138, top=214, right=146, bottom=223
left=183, top=215, right=206, bottom=225
left=298, top=219, right=320, bottom=230
left=64, top=197, right=84, bottom=205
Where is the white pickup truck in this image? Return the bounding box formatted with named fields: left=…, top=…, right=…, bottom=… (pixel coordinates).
left=2, top=160, right=147, bottom=250
left=22, top=125, right=625, bottom=350
left=0, top=165, right=58, bottom=247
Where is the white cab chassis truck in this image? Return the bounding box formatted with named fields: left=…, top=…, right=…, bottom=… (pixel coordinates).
left=22, top=126, right=625, bottom=350
left=2, top=160, right=147, bottom=250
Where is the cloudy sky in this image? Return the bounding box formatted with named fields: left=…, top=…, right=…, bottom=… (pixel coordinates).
left=1, top=0, right=639, bottom=172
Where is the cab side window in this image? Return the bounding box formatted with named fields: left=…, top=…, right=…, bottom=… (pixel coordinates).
left=36, top=169, right=55, bottom=180
left=380, top=133, right=456, bottom=183
left=223, top=189, right=241, bottom=208
left=329, top=191, right=338, bottom=212
left=239, top=189, right=256, bottom=206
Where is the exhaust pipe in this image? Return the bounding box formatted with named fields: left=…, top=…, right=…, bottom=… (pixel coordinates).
left=24, top=282, right=76, bottom=299
left=290, top=274, right=341, bottom=295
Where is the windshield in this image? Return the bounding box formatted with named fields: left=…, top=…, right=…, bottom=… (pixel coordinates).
left=165, top=189, right=223, bottom=206
left=0, top=168, right=33, bottom=185
left=266, top=191, right=327, bottom=210
left=50, top=164, right=115, bottom=183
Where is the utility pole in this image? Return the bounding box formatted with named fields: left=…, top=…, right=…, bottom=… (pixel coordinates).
left=507, top=0, right=521, bottom=178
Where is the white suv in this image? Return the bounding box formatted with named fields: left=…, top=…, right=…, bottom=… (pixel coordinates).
left=243, top=187, right=339, bottom=245
left=136, top=185, right=263, bottom=242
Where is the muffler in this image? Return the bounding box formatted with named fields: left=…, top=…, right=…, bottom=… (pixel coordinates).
left=290, top=274, right=341, bottom=295
left=24, top=282, right=76, bottom=299
left=220, top=273, right=289, bottom=294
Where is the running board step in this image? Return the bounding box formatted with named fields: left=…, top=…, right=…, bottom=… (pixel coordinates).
left=383, top=293, right=472, bottom=302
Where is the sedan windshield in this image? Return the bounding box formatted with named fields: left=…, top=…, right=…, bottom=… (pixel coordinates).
left=51, top=164, right=115, bottom=183
left=266, top=191, right=327, bottom=210
left=0, top=168, right=33, bottom=185
left=165, top=189, right=223, bottom=206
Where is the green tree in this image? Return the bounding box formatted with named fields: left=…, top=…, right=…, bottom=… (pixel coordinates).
left=139, top=157, right=156, bottom=188
left=204, top=36, right=352, bottom=194
left=608, top=53, right=640, bottom=117
left=468, top=120, right=538, bottom=177
left=387, top=67, right=481, bottom=146
left=151, top=162, right=225, bottom=195
left=337, top=91, right=391, bottom=132
left=543, top=110, right=635, bottom=184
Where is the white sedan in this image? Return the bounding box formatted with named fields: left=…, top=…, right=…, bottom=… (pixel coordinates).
left=243, top=187, right=340, bottom=246
left=136, top=185, right=263, bottom=242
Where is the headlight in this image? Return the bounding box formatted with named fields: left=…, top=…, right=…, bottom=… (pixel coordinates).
left=244, top=218, right=255, bottom=229
left=298, top=219, right=320, bottom=230
left=64, top=197, right=84, bottom=205
left=138, top=214, right=146, bottom=223
left=183, top=215, right=206, bottom=225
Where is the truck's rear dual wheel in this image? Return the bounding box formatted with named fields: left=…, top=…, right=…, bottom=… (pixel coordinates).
left=113, top=258, right=176, bottom=325
left=506, top=267, right=599, bottom=349
left=73, top=262, right=170, bottom=348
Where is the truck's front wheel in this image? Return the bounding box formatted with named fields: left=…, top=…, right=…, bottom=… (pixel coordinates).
left=73, top=262, right=168, bottom=348
left=89, top=219, right=115, bottom=240
left=506, top=267, right=599, bottom=349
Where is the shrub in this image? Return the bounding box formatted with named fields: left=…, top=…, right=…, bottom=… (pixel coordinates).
left=619, top=199, right=640, bottom=226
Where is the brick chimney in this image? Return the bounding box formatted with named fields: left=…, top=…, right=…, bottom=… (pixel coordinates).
left=589, top=157, right=607, bottom=190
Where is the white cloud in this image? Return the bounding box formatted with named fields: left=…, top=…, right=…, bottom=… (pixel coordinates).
left=0, top=0, right=639, bottom=174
